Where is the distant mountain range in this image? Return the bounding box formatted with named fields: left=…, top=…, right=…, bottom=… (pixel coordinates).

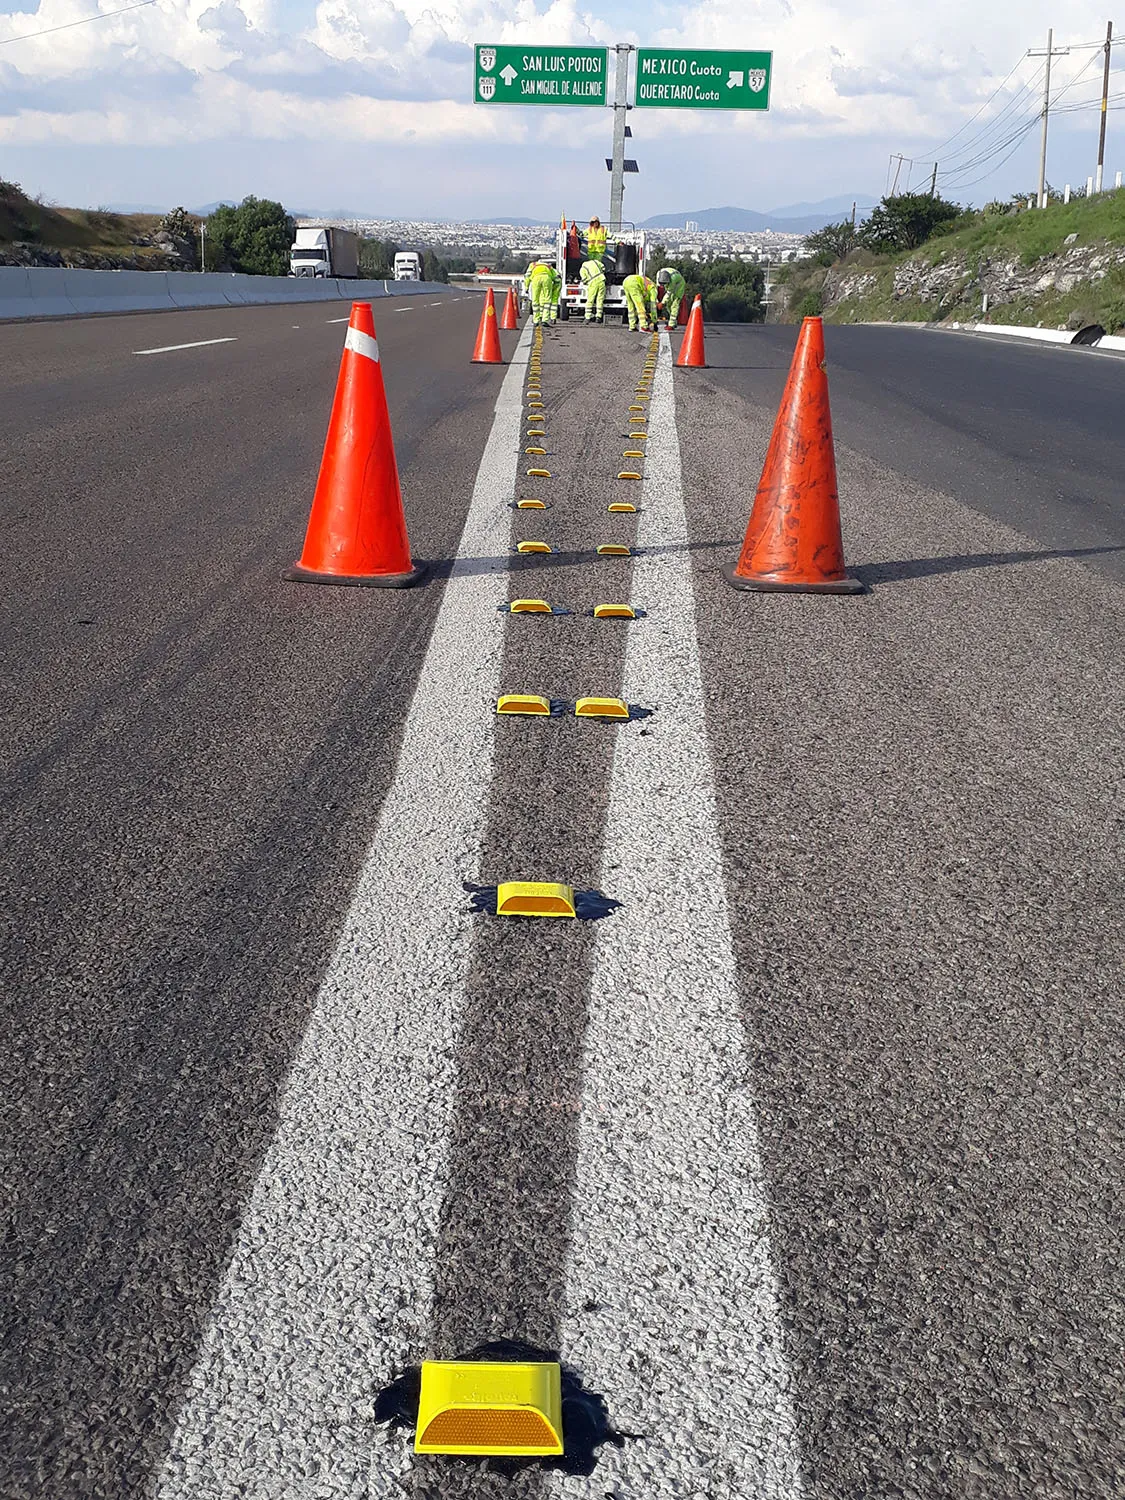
left=640, top=198, right=879, bottom=234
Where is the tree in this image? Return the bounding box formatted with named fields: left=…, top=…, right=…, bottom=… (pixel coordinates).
left=205, top=196, right=294, bottom=276
left=858, top=192, right=962, bottom=253
left=158, top=206, right=196, bottom=240
left=803, top=219, right=857, bottom=265
left=422, top=249, right=448, bottom=283
left=359, top=237, right=398, bottom=277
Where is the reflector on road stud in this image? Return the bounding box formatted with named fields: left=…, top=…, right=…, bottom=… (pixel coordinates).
left=515, top=540, right=551, bottom=553
left=414, top=1360, right=564, bottom=1456
left=499, top=882, right=576, bottom=918
left=526, top=468, right=551, bottom=478
left=505, top=599, right=556, bottom=613
left=597, top=544, right=631, bottom=556
left=617, top=471, right=642, bottom=481
left=592, top=603, right=645, bottom=619
left=512, top=498, right=547, bottom=509
left=608, top=502, right=637, bottom=512
left=525, top=446, right=547, bottom=456
left=496, top=693, right=551, bottom=715
left=629, top=404, right=646, bottom=412
left=623, top=450, right=645, bottom=459
left=575, top=696, right=630, bottom=719
left=466, top=882, right=621, bottom=920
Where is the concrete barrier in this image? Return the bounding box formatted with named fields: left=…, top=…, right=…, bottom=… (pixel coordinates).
left=0, top=266, right=462, bottom=321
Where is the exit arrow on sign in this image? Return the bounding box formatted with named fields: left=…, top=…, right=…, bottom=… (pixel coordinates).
left=500, top=63, right=517, bottom=85
left=727, top=70, right=744, bottom=88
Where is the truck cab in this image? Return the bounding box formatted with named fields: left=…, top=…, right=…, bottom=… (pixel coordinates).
left=555, top=224, right=648, bottom=322
left=394, top=252, right=422, bottom=281
left=290, top=227, right=332, bottom=278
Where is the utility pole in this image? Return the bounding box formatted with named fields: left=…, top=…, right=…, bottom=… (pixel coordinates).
left=1029, top=29, right=1070, bottom=208
left=199, top=219, right=206, bottom=272
left=929, top=161, right=939, bottom=196
left=608, top=44, right=634, bottom=230
left=1097, top=21, right=1114, bottom=192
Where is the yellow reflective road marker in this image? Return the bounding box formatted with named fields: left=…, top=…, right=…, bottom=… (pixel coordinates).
left=525, top=446, right=547, bottom=455
left=496, top=693, right=551, bottom=715
left=617, top=471, right=643, bottom=481
left=509, top=599, right=553, bottom=613
left=608, top=501, right=637, bottom=512
left=629, top=403, right=646, bottom=412
left=623, top=450, right=645, bottom=459
left=575, top=696, right=630, bottom=719
left=415, top=1360, right=564, bottom=1455
left=496, top=882, right=577, bottom=918
left=515, top=498, right=546, bottom=509
left=526, top=468, right=551, bottom=478
left=597, top=543, right=631, bottom=556
left=516, top=540, right=552, bottom=552
left=593, top=603, right=637, bottom=618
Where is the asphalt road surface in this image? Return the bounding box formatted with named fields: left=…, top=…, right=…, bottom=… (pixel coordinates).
left=2, top=305, right=1123, bottom=1500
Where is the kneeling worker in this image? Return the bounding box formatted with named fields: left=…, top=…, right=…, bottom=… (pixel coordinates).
left=580, top=257, right=606, bottom=323
left=656, top=266, right=687, bottom=330
left=622, top=271, right=657, bottom=332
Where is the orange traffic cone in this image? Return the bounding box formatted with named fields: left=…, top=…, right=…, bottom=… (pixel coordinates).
left=285, top=302, right=424, bottom=588
left=678, top=295, right=690, bottom=326
left=500, top=285, right=519, bottom=329
left=472, top=288, right=504, bottom=363
left=676, top=296, right=706, bottom=368
left=723, top=317, right=864, bottom=595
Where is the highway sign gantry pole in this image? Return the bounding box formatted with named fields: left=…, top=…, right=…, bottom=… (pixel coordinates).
left=609, top=44, right=634, bottom=231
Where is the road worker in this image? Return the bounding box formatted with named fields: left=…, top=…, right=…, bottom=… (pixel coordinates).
left=622, top=271, right=657, bottom=332
left=546, top=263, right=563, bottom=324
left=526, top=258, right=554, bottom=326
left=580, top=256, right=606, bottom=324
left=586, top=216, right=607, bottom=262
left=656, top=266, right=687, bottom=330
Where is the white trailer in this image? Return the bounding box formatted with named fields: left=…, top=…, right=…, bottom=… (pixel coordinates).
left=289, top=226, right=360, bottom=279
left=553, top=225, right=648, bottom=322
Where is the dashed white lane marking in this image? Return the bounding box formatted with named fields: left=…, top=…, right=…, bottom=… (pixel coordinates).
left=427, top=301, right=444, bottom=306
left=155, top=321, right=534, bottom=1499
left=133, top=337, right=237, bottom=355
left=556, top=333, right=804, bottom=1500
left=326, top=316, right=349, bottom=323
left=393, top=306, right=414, bottom=313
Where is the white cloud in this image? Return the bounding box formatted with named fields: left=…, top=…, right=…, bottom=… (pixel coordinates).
left=0, top=0, right=1120, bottom=206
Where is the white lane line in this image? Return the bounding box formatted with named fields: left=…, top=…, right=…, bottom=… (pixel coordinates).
left=427, top=301, right=444, bottom=306
left=393, top=307, right=414, bottom=313
left=133, top=337, right=237, bottom=356
left=557, top=333, right=804, bottom=1499
left=326, top=316, right=349, bottom=323
left=155, top=321, right=533, bottom=1499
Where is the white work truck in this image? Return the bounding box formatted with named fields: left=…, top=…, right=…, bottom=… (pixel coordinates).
left=394, top=251, right=423, bottom=281
left=289, top=226, right=359, bottom=278
left=554, top=225, right=648, bottom=322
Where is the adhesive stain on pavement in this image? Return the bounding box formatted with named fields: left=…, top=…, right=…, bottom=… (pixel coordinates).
left=374, top=1339, right=632, bottom=1477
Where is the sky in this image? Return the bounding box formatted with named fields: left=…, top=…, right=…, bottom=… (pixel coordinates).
left=0, top=0, right=1122, bottom=220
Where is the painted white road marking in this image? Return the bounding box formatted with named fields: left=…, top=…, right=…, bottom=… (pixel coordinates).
left=557, top=333, right=804, bottom=1499
left=393, top=307, right=414, bottom=313
left=133, top=337, right=237, bottom=355
left=155, top=321, right=534, bottom=1498
left=326, top=317, right=349, bottom=323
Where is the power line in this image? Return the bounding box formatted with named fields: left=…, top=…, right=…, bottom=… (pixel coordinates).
left=927, top=54, right=1030, bottom=158
left=0, top=0, right=157, bottom=47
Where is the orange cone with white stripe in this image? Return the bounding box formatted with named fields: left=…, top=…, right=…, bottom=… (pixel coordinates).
left=285, top=302, right=424, bottom=587
left=676, top=296, right=706, bottom=368
left=472, top=288, right=504, bottom=363
left=500, top=285, right=519, bottom=329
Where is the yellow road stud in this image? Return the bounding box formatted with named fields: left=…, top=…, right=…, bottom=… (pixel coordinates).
left=496, top=694, right=552, bottom=715
left=516, top=540, right=551, bottom=553
left=509, top=599, right=553, bottom=613
left=415, top=1360, right=564, bottom=1456
left=597, top=543, right=631, bottom=556
left=593, top=603, right=637, bottom=618
left=608, top=501, right=637, bottom=513
left=525, top=446, right=547, bottom=455
left=617, top=471, right=643, bottom=481
left=575, top=696, right=630, bottom=719
left=516, top=498, right=546, bottom=509
left=629, top=432, right=648, bottom=440
left=526, top=468, right=551, bottom=478
left=629, top=404, right=646, bottom=412
left=496, top=882, right=577, bottom=919
left=623, top=450, right=645, bottom=459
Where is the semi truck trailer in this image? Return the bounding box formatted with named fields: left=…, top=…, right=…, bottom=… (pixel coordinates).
left=289, top=226, right=360, bottom=279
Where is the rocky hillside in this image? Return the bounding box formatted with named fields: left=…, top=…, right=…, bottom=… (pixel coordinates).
left=774, top=189, right=1125, bottom=334
left=0, top=180, right=197, bottom=271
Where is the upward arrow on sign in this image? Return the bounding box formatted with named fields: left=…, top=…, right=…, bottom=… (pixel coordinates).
left=500, top=63, right=518, bottom=85
left=727, top=70, right=744, bottom=88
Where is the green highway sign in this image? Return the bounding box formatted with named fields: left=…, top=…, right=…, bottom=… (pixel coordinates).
left=473, top=44, right=608, bottom=106
left=634, top=48, right=772, bottom=110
